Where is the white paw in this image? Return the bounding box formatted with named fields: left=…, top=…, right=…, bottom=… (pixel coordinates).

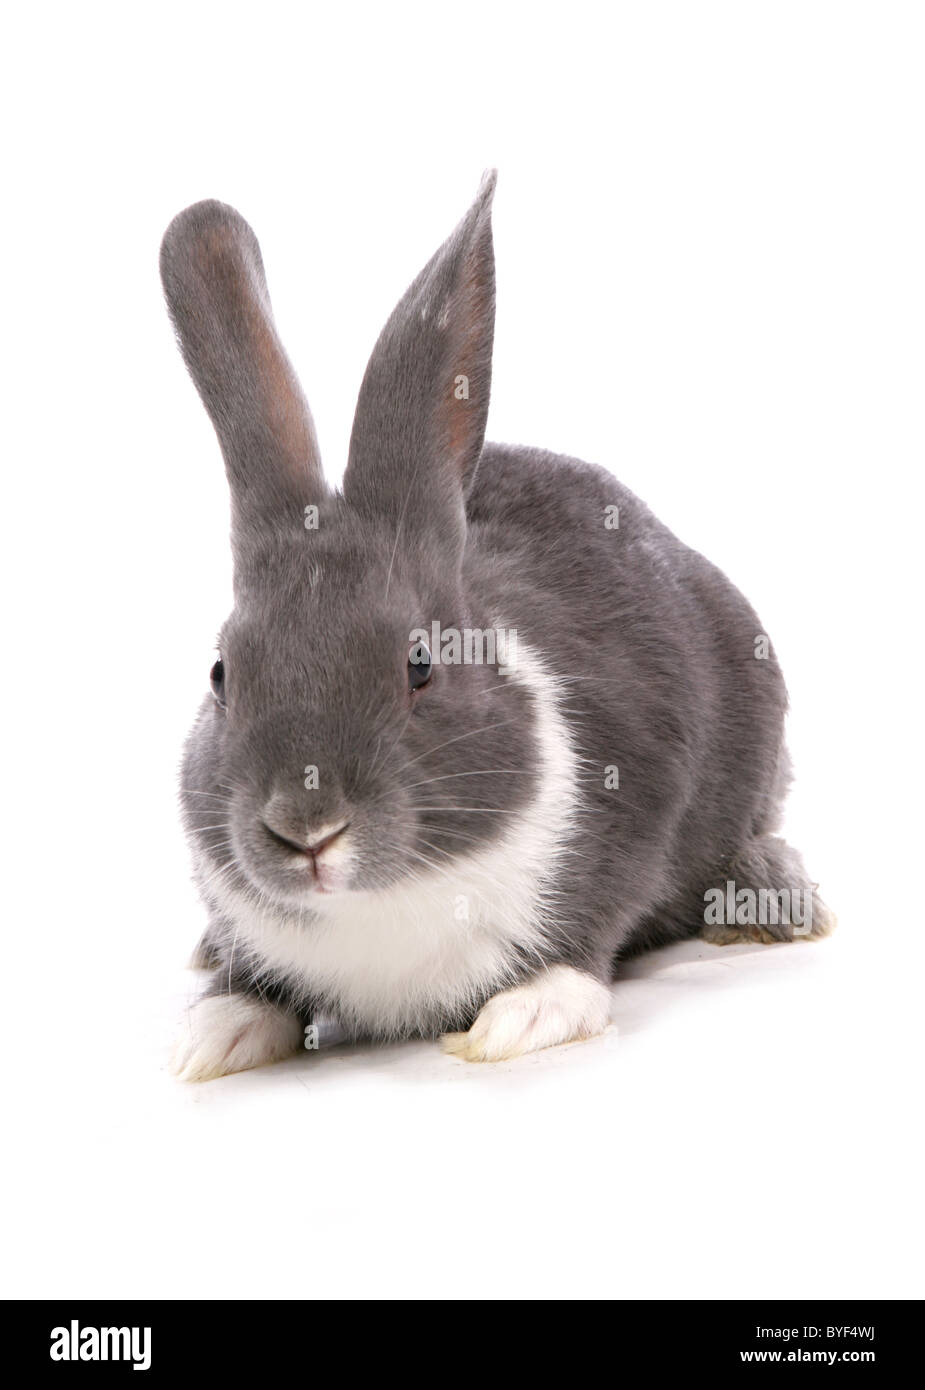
left=170, top=994, right=304, bottom=1082
left=441, top=965, right=613, bottom=1063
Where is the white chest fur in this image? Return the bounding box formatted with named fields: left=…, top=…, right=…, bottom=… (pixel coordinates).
left=199, top=642, right=579, bottom=1036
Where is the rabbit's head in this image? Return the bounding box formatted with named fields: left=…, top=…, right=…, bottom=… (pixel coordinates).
left=162, top=175, right=540, bottom=908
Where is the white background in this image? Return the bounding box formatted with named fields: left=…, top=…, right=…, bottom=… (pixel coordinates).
left=3, top=1, right=923, bottom=1300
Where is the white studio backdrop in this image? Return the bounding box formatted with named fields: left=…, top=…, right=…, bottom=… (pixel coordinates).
left=2, top=1, right=923, bottom=1299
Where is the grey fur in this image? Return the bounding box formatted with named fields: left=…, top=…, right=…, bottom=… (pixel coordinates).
left=161, top=173, right=832, bottom=1043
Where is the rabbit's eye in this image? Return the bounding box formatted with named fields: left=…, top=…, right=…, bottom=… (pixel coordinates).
left=210, top=657, right=227, bottom=708
left=408, top=641, right=433, bottom=692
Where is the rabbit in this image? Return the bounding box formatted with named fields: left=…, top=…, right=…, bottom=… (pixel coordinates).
left=160, top=171, right=833, bottom=1082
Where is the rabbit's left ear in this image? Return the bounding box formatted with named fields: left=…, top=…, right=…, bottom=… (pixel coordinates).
left=343, top=172, right=497, bottom=551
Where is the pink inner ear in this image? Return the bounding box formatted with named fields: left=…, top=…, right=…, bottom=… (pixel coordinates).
left=446, top=386, right=470, bottom=459
left=251, top=316, right=319, bottom=489
left=192, top=221, right=319, bottom=495
left=438, top=255, right=493, bottom=475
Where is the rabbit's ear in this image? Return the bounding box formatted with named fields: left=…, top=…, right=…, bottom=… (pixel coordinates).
left=160, top=200, right=325, bottom=537
left=343, top=172, right=497, bottom=552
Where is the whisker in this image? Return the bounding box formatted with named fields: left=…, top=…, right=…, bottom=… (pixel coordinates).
left=389, top=720, right=518, bottom=778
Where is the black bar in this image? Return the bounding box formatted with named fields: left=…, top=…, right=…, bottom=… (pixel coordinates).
left=1, top=1300, right=919, bottom=1375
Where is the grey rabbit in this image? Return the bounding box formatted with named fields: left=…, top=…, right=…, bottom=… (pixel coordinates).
left=160, top=171, right=833, bottom=1081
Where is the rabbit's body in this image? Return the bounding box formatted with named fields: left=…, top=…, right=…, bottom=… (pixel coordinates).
left=163, top=176, right=830, bottom=1082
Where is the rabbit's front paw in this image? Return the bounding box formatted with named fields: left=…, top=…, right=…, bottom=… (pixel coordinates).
left=441, top=965, right=613, bottom=1063
left=169, top=994, right=304, bottom=1082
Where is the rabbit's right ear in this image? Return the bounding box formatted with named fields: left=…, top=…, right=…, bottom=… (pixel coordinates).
left=160, top=200, right=325, bottom=541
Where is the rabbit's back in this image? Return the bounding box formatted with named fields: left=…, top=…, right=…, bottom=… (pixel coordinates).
left=467, top=442, right=791, bottom=941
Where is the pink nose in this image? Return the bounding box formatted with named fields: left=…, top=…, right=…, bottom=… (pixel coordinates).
left=304, top=822, right=349, bottom=857
left=261, top=815, right=350, bottom=860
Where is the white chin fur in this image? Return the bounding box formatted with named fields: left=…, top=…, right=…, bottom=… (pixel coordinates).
left=170, top=994, right=304, bottom=1083
left=441, top=965, right=613, bottom=1062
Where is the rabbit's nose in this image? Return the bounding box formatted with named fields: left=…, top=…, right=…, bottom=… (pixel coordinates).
left=303, top=820, right=350, bottom=857
left=261, top=805, right=350, bottom=859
